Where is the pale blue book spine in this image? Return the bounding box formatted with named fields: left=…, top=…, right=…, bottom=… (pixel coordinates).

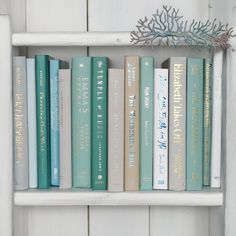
left=27, top=58, right=37, bottom=188
left=50, top=59, right=60, bottom=186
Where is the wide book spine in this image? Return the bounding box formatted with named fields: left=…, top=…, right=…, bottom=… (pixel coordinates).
left=211, top=50, right=223, bottom=188
left=153, top=68, right=168, bottom=190
left=13, top=56, right=29, bottom=190
left=162, top=57, right=186, bottom=191
left=124, top=56, right=140, bottom=191
left=140, top=57, right=154, bottom=191
left=59, top=69, right=72, bottom=189
left=203, top=58, right=213, bottom=186
left=186, top=58, right=204, bottom=191
left=108, top=69, right=124, bottom=192
left=27, top=58, right=37, bottom=188
left=92, top=57, right=108, bottom=190
left=36, top=55, right=50, bottom=189
left=72, top=57, right=92, bottom=188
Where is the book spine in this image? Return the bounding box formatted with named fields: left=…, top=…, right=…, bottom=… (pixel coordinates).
left=108, top=69, right=124, bottom=192
left=211, top=50, right=223, bottom=188
left=153, top=69, right=168, bottom=190
left=92, top=57, right=108, bottom=190
left=140, top=57, right=154, bottom=190
left=13, top=56, right=29, bottom=190
left=124, top=56, right=140, bottom=191
left=36, top=55, right=50, bottom=189
left=186, top=58, right=204, bottom=191
left=72, top=57, right=92, bottom=188
left=162, top=57, right=186, bottom=191
left=203, top=58, right=213, bottom=186
left=27, top=58, right=37, bottom=188
left=59, top=69, right=72, bottom=189
left=50, top=59, right=60, bottom=186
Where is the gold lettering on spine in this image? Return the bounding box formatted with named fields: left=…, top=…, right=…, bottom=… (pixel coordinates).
left=39, top=69, right=45, bottom=152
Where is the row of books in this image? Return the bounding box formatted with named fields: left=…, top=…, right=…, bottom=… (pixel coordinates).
left=13, top=52, right=223, bottom=191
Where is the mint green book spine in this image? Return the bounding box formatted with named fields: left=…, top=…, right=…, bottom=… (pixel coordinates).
left=203, top=58, right=213, bottom=186
left=187, top=58, right=204, bottom=191
left=35, top=55, right=51, bottom=189
left=92, top=57, right=108, bottom=190
left=72, top=57, right=92, bottom=188
left=140, top=57, right=154, bottom=190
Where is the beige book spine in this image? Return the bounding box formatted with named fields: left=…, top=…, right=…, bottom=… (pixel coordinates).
left=124, top=56, right=140, bottom=191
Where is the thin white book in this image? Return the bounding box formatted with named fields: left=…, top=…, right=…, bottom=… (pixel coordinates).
left=211, top=50, right=223, bottom=188
left=153, top=69, right=169, bottom=189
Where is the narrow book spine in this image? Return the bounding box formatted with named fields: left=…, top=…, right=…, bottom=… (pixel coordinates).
left=59, top=69, right=72, bottom=189
left=124, top=56, right=140, bottom=191
left=153, top=69, right=168, bottom=190
left=92, top=57, right=108, bottom=190
left=50, top=59, right=60, bottom=186
left=13, top=56, right=29, bottom=190
left=203, top=58, right=213, bottom=186
left=211, top=50, right=223, bottom=188
left=36, top=55, right=50, bottom=189
left=187, top=58, right=204, bottom=191
left=162, top=57, right=186, bottom=191
left=108, top=69, right=124, bottom=192
left=72, top=57, right=92, bottom=188
left=140, top=57, right=154, bottom=191
left=27, top=58, right=37, bottom=188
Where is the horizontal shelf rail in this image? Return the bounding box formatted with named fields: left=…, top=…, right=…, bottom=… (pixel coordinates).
left=14, top=190, right=223, bottom=206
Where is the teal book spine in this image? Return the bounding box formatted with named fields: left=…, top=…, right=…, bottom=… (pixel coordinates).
left=203, top=58, right=213, bottom=186
left=187, top=58, right=204, bottom=191
left=72, top=57, right=92, bottom=188
left=35, top=55, right=51, bottom=189
left=92, top=57, right=108, bottom=190
left=140, top=57, right=154, bottom=190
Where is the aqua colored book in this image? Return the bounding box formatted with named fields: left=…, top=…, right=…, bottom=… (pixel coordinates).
left=140, top=57, right=154, bottom=191
left=187, top=58, right=204, bottom=191
left=92, top=57, right=108, bottom=190
left=36, top=55, right=51, bottom=189
left=72, top=57, right=92, bottom=188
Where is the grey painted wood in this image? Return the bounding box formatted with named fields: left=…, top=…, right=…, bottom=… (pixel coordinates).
left=9, top=0, right=25, bottom=32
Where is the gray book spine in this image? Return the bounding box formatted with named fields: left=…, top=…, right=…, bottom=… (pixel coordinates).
left=13, top=56, right=29, bottom=190
left=108, top=69, right=124, bottom=192
left=59, top=69, right=72, bottom=189
left=162, top=57, right=186, bottom=191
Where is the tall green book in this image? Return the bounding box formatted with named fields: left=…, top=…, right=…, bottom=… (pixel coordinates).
left=187, top=58, right=204, bottom=191
left=72, top=57, right=92, bottom=188
left=92, top=57, right=108, bottom=190
left=140, top=57, right=154, bottom=190
left=35, top=55, right=51, bottom=189
left=203, top=58, right=213, bottom=186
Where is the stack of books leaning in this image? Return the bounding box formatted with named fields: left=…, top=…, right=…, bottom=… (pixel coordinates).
left=13, top=52, right=223, bottom=192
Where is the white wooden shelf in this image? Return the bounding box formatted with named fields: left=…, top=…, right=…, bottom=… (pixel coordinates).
left=14, top=190, right=223, bottom=206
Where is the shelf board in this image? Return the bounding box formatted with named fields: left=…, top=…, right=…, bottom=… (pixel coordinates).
left=14, top=189, right=223, bottom=206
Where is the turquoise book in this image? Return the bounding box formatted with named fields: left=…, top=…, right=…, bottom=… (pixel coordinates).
left=187, top=58, right=204, bottom=191
left=72, top=57, right=92, bottom=188
left=140, top=57, right=154, bottom=190
left=35, top=55, right=51, bottom=189
left=92, top=57, right=108, bottom=190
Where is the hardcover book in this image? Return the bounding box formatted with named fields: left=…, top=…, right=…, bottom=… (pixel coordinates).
left=186, top=58, right=204, bottom=191
left=13, top=56, right=29, bottom=190
left=59, top=69, right=72, bottom=189
left=124, top=56, right=140, bottom=191
left=72, top=57, right=92, bottom=188
left=162, top=57, right=186, bottom=191
left=140, top=57, right=154, bottom=191
left=108, top=69, right=124, bottom=192
left=153, top=68, right=169, bottom=190
left=35, top=55, right=51, bottom=189
left=92, top=57, right=108, bottom=190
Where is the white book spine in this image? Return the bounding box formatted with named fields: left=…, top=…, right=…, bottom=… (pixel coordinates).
left=211, top=50, right=223, bottom=188
left=27, top=58, right=37, bottom=188
left=153, top=69, right=169, bottom=189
